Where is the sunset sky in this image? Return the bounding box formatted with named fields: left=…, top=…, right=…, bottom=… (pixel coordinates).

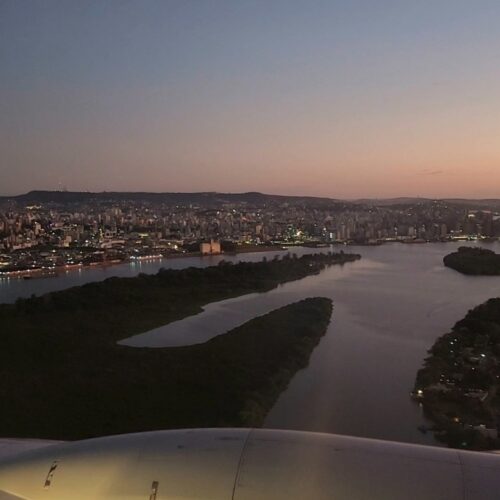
left=1, top=0, right=500, bottom=198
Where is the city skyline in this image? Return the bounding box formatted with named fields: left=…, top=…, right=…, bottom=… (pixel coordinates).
left=2, top=1, right=500, bottom=198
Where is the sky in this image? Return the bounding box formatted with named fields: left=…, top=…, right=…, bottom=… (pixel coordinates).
left=1, top=0, right=500, bottom=198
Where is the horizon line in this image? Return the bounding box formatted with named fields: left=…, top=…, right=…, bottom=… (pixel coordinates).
left=1, top=190, right=500, bottom=202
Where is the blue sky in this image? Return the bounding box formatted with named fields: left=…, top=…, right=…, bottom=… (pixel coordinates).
left=2, top=0, right=500, bottom=197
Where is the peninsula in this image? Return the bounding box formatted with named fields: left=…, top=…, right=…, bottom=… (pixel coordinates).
left=2, top=250, right=357, bottom=342
left=0, top=297, right=332, bottom=440
left=414, top=298, right=500, bottom=450
left=443, top=246, right=500, bottom=275
left=0, top=252, right=354, bottom=439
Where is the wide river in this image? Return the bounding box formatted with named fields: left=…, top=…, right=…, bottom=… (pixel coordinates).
left=2, top=242, right=500, bottom=446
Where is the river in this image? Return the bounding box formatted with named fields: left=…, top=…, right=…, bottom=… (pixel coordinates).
left=2, top=241, right=500, bottom=446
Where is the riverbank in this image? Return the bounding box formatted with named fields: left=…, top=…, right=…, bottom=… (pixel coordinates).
left=2, top=237, right=496, bottom=281
left=0, top=260, right=126, bottom=279
left=0, top=246, right=287, bottom=280
left=1, top=251, right=357, bottom=340
left=0, top=253, right=355, bottom=439
left=5, top=241, right=500, bottom=445
left=414, top=298, right=500, bottom=450
left=0, top=259, right=135, bottom=279
left=0, top=297, right=332, bottom=440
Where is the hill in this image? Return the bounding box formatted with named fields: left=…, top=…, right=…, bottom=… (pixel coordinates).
left=1, top=190, right=343, bottom=208
left=3, top=191, right=499, bottom=209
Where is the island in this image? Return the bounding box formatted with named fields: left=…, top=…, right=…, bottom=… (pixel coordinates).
left=0, top=251, right=356, bottom=440
left=443, top=246, right=500, bottom=275
left=3, top=250, right=357, bottom=343
left=0, top=297, right=332, bottom=440
left=414, top=298, right=500, bottom=450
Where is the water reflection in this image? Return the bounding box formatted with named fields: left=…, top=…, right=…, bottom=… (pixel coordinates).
left=0, top=251, right=287, bottom=303
left=120, top=258, right=379, bottom=347
left=122, top=241, right=500, bottom=446
left=3, top=241, right=500, bottom=446
left=266, top=242, right=500, bottom=445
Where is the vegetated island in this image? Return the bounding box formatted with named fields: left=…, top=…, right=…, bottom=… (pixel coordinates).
left=0, top=250, right=357, bottom=440
left=443, top=246, right=500, bottom=275
left=414, top=298, right=500, bottom=450
left=0, top=298, right=332, bottom=440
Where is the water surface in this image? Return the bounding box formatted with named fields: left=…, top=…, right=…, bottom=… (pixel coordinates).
left=0, top=250, right=286, bottom=303
left=121, top=241, right=500, bottom=446
left=4, top=241, right=500, bottom=446
left=265, top=242, right=500, bottom=445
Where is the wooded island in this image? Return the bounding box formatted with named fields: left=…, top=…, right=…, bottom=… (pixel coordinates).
left=0, top=252, right=356, bottom=439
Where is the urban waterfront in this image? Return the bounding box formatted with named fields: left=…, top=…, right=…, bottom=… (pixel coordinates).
left=3, top=242, right=500, bottom=446
left=0, top=249, right=289, bottom=303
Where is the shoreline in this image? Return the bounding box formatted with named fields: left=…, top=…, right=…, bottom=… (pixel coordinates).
left=1, top=238, right=497, bottom=281
left=443, top=246, right=500, bottom=275
left=414, top=298, right=500, bottom=450
left=0, top=246, right=287, bottom=280
left=0, top=254, right=345, bottom=439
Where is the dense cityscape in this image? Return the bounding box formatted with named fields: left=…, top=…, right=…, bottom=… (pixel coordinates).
left=1, top=191, right=499, bottom=277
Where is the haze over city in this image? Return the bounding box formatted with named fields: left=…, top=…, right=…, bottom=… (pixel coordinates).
left=2, top=0, right=500, bottom=198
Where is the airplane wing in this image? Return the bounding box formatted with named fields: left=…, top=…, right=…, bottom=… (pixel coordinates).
left=0, top=439, right=61, bottom=461
left=1, top=428, right=500, bottom=499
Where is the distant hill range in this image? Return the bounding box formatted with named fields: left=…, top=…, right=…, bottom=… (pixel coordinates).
left=0, top=190, right=342, bottom=207
left=1, top=190, right=500, bottom=208
left=351, top=197, right=500, bottom=207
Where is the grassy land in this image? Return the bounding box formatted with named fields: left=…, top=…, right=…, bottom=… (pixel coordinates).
left=443, top=246, right=500, bottom=275
left=0, top=253, right=349, bottom=440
